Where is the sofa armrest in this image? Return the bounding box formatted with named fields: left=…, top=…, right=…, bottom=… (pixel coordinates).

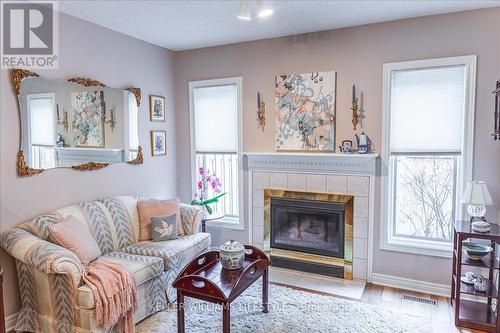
left=179, top=204, right=205, bottom=235
left=1, top=228, right=82, bottom=287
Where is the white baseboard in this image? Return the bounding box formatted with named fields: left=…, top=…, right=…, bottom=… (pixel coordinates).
left=5, top=312, right=18, bottom=332
left=371, top=273, right=450, bottom=297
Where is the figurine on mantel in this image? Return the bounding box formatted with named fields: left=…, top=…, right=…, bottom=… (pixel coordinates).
left=56, top=133, right=65, bottom=148
left=338, top=140, right=353, bottom=153
left=355, top=132, right=372, bottom=154
left=350, top=85, right=373, bottom=154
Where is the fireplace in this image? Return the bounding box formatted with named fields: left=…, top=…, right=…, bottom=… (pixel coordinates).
left=270, top=197, right=345, bottom=258
left=264, top=189, right=353, bottom=279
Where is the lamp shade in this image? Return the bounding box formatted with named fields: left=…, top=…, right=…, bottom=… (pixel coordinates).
left=461, top=181, right=494, bottom=206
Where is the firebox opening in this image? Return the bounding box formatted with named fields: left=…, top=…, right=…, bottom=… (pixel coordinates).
left=270, top=197, right=345, bottom=259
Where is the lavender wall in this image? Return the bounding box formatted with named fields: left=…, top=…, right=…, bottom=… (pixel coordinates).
left=0, top=13, right=177, bottom=317
left=1, top=5, right=499, bottom=320
left=174, top=8, right=500, bottom=285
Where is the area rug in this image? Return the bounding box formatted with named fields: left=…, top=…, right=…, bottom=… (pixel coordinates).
left=136, top=284, right=431, bottom=333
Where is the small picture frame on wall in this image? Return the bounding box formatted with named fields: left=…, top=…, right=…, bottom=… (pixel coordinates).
left=150, top=95, right=166, bottom=122
left=150, top=130, right=167, bottom=156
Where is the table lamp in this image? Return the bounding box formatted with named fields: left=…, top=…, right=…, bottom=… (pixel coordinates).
left=462, top=181, right=494, bottom=232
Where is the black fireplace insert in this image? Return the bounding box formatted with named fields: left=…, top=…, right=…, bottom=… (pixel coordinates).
left=270, top=197, right=345, bottom=259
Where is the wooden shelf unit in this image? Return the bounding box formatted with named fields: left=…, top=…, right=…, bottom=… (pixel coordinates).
left=452, top=221, right=500, bottom=333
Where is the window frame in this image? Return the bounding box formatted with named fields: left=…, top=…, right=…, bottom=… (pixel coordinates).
left=380, top=56, right=476, bottom=258
left=125, top=91, right=139, bottom=161
left=188, top=77, right=244, bottom=230
left=26, top=92, right=56, bottom=167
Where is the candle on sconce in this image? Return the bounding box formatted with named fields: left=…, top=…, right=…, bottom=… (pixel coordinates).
left=352, top=84, right=356, bottom=103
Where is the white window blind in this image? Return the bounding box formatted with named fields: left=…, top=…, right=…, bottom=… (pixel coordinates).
left=193, top=84, right=237, bottom=153
left=390, top=66, right=466, bottom=154
left=29, top=95, right=55, bottom=146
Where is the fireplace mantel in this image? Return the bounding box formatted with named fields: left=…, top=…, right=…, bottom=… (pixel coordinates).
left=243, top=152, right=378, bottom=176
left=244, top=151, right=377, bottom=281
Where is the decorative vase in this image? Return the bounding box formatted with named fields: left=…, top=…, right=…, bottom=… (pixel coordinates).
left=219, top=240, right=245, bottom=270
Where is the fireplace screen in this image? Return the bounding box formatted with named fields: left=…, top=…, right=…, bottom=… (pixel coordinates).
left=270, top=197, right=345, bottom=258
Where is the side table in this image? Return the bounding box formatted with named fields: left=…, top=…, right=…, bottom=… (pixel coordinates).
left=451, top=221, right=500, bottom=333
left=201, top=214, right=225, bottom=233
left=173, top=245, right=270, bottom=333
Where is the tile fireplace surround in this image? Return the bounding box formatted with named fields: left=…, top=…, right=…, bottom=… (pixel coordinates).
left=243, top=152, right=378, bottom=282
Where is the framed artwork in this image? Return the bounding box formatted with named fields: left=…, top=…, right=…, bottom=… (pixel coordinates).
left=275, top=71, right=336, bottom=151
left=71, top=91, right=105, bottom=147
left=150, top=95, right=166, bottom=122
left=150, top=130, right=167, bottom=156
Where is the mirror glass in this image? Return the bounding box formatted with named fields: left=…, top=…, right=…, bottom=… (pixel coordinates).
left=18, top=77, right=139, bottom=169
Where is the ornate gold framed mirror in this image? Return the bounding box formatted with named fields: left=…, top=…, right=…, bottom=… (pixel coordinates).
left=11, top=69, right=143, bottom=177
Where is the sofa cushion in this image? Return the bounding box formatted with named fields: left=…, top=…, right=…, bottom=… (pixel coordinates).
left=76, top=251, right=163, bottom=309
left=151, top=214, right=179, bottom=242
left=122, top=233, right=211, bottom=271
left=48, top=215, right=101, bottom=265
left=21, top=196, right=139, bottom=255
left=138, top=198, right=184, bottom=241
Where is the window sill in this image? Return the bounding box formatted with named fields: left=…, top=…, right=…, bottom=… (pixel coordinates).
left=204, top=216, right=245, bottom=231
left=381, top=236, right=453, bottom=258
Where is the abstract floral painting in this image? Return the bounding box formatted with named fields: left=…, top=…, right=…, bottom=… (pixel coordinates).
left=275, top=71, right=336, bottom=151
left=71, top=91, right=104, bottom=147
left=150, top=130, right=166, bottom=156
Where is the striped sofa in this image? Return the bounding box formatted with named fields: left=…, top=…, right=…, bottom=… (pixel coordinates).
left=1, top=196, right=211, bottom=333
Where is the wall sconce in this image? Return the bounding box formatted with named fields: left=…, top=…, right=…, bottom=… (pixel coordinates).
left=104, top=105, right=116, bottom=132
left=257, top=91, right=266, bottom=131
left=351, top=84, right=359, bottom=130
left=56, top=104, right=68, bottom=132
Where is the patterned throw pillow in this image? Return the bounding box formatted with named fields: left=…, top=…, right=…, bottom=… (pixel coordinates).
left=151, top=214, right=179, bottom=242
left=137, top=198, right=184, bottom=241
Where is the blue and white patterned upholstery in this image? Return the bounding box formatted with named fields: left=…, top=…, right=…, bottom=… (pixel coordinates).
left=76, top=251, right=164, bottom=309
left=1, top=196, right=210, bottom=333
left=122, top=233, right=211, bottom=302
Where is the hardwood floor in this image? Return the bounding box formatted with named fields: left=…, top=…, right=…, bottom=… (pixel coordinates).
left=360, top=284, right=483, bottom=333
left=269, top=266, right=485, bottom=333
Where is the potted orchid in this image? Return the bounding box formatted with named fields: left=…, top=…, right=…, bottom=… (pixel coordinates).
left=191, top=167, right=226, bottom=215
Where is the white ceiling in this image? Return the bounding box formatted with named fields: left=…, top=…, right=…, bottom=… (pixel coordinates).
left=58, top=0, right=500, bottom=51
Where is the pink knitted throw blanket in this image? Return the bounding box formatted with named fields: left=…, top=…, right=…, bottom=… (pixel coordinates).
left=83, top=260, right=138, bottom=333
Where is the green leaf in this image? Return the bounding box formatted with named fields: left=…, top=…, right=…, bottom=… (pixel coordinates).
left=204, top=205, right=213, bottom=215
left=202, top=192, right=227, bottom=205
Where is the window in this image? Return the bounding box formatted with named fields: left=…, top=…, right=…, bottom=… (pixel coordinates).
left=189, top=77, right=242, bottom=229
left=127, top=92, right=139, bottom=160
left=381, top=56, right=476, bottom=257
left=27, top=93, right=56, bottom=169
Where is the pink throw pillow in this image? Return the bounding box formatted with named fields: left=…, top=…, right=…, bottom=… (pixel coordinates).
left=137, top=198, right=184, bottom=241
left=49, top=215, right=101, bottom=265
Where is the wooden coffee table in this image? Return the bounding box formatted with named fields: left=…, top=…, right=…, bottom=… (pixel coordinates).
left=173, top=245, right=271, bottom=333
